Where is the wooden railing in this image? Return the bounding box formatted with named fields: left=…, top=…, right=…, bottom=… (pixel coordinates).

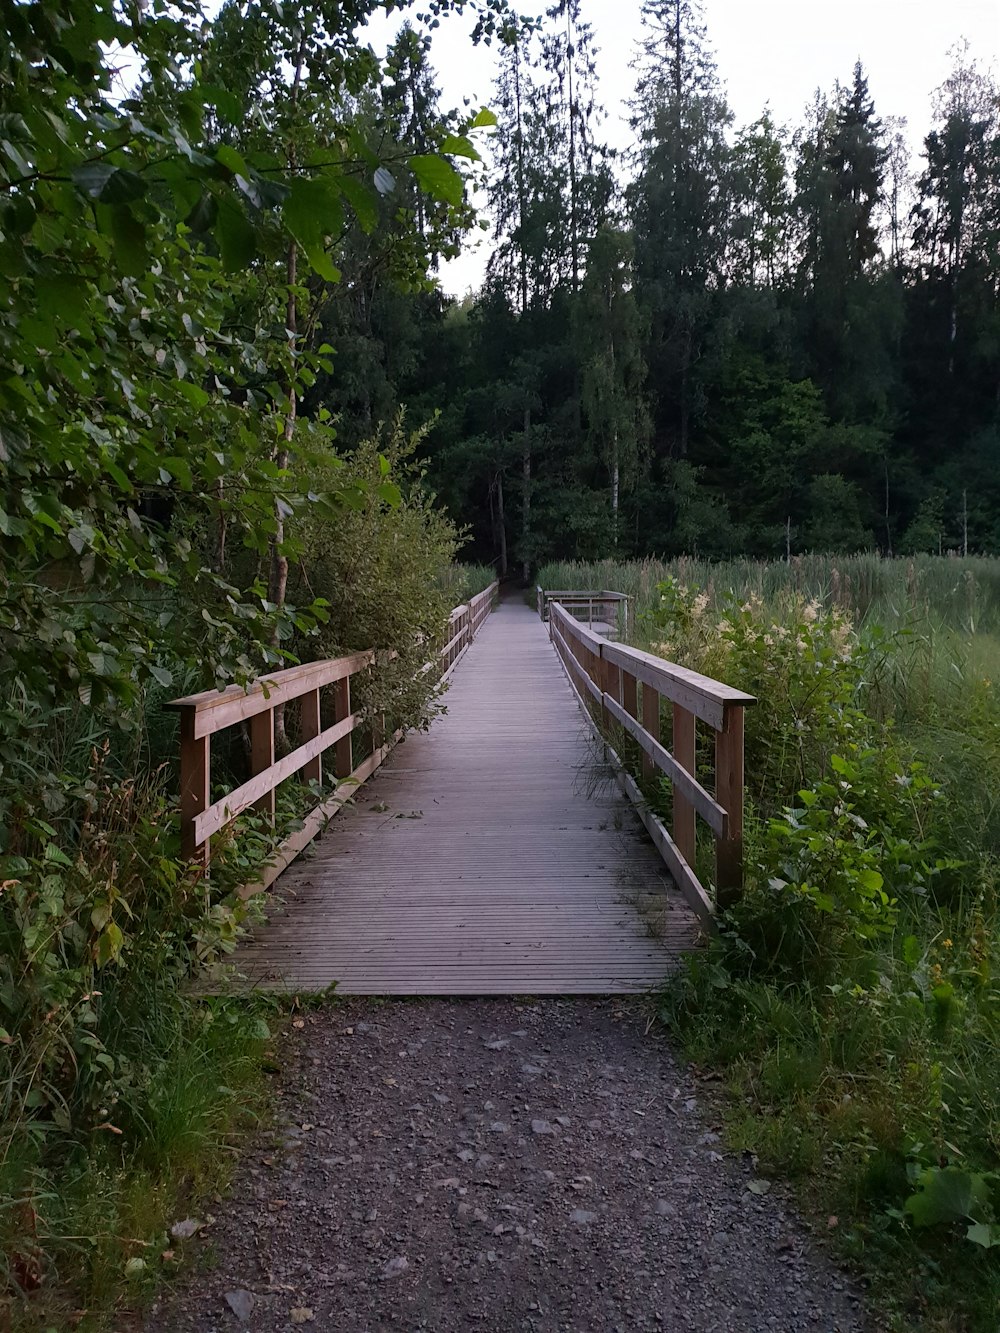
left=441, top=582, right=497, bottom=678
left=168, top=580, right=499, bottom=889
left=536, top=586, right=632, bottom=639
left=546, top=598, right=755, bottom=922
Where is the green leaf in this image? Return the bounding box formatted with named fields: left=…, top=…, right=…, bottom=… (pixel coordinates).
left=110, top=205, right=148, bottom=276
left=200, top=84, right=243, bottom=125
left=471, top=107, right=498, bottom=128
left=337, top=175, right=378, bottom=232
left=216, top=199, right=256, bottom=272
left=966, top=1222, right=1000, bottom=1249
left=72, top=162, right=117, bottom=198
left=440, top=133, right=480, bottom=161
left=904, top=1167, right=991, bottom=1228
left=96, top=921, right=124, bottom=967
left=408, top=154, right=464, bottom=206
left=215, top=144, right=250, bottom=178
left=283, top=179, right=342, bottom=282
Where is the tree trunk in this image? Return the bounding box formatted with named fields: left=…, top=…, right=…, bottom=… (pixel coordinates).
left=521, top=406, right=531, bottom=583
left=496, top=468, right=508, bottom=576
left=611, top=429, right=620, bottom=548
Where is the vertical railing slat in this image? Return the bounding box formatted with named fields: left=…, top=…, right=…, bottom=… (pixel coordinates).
left=333, top=677, right=352, bottom=779
left=715, top=704, right=745, bottom=907
left=299, top=687, right=322, bottom=786
left=179, top=707, right=209, bottom=866
left=672, top=704, right=697, bottom=867
left=249, top=710, right=275, bottom=818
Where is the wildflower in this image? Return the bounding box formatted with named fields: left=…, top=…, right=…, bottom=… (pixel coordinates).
left=692, top=592, right=709, bottom=616
left=942, top=938, right=953, bottom=950
left=803, top=599, right=821, bottom=623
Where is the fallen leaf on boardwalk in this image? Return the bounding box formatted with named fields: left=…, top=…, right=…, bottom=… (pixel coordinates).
left=170, top=1218, right=201, bottom=1240
left=290, top=1308, right=315, bottom=1323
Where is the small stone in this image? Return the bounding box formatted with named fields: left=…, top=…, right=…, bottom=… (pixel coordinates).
left=432, top=1092, right=450, bottom=1104
left=531, top=1119, right=553, bottom=1135
left=489, top=1122, right=509, bottom=1134
left=655, top=1199, right=677, bottom=1217
left=484, top=1039, right=509, bottom=1051
left=170, top=1218, right=201, bottom=1240
left=569, top=1209, right=596, bottom=1225
left=224, top=1290, right=255, bottom=1321
left=457, top=1149, right=475, bottom=1163
left=290, top=1309, right=315, bottom=1324
left=555, top=1115, right=571, bottom=1127
left=521, top=1063, right=544, bottom=1075
left=381, top=1256, right=409, bottom=1280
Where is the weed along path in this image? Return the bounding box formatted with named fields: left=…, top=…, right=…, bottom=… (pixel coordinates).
left=145, top=998, right=864, bottom=1333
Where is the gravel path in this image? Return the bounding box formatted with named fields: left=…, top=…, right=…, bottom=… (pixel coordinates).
left=144, top=998, right=866, bottom=1333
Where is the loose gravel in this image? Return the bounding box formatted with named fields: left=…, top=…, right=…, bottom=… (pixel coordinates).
left=144, top=998, right=866, bottom=1333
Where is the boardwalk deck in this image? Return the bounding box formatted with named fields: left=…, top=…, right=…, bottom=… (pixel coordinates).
left=223, top=597, right=701, bottom=994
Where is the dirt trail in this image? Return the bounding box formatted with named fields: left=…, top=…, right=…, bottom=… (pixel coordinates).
left=145, top=998, right=865, bottom=1333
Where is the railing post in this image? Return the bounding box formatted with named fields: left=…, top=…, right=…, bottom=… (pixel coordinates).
left=622, top=669, right=638, bottom=725
left=536, top=585, right=543, bottom=618
left=673, top=704, right=697, bottom=866
left=300, top=687, right=322, bottom=787
left=641, top=684, right=660, bottom=782
left=179, top=706, right=210, bottom=867
left=715, top=704, right=745, bottom=908
left=249, top=708, right=275, bottom=818
left=333, top=676, right=352, bottom=779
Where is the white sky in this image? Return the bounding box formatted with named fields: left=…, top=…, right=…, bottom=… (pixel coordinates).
left=365, top=0, right=1000, bottom=295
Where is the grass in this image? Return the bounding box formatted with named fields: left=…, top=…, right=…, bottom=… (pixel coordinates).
left=2, top=994, right=275, bottom=1331
left=541, top=554, right=1000, bottom=1333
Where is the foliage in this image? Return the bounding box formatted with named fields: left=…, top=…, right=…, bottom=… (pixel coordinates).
left=292, top=417, right=466, bottom=732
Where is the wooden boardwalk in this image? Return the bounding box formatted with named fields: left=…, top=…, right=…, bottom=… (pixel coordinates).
left=225, top=597, right=701, bottom=994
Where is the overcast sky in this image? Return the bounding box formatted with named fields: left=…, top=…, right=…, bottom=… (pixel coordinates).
left=365, top=0, right=1000, bottom=295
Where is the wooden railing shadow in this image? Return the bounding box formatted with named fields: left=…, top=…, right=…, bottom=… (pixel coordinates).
left=545, top=597, right=755, bottom=924
left=168, top=581, right=499, bottom=893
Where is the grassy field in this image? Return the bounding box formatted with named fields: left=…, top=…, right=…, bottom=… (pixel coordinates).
left=538, top=554, right=1000, bottom=1333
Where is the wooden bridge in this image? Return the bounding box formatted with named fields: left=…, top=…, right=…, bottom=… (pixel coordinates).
left=170, top=588, right=754, bottom=995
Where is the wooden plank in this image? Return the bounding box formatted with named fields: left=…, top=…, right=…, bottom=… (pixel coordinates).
left=641, top=682, right=659, bottom=782
left=715, top=704, right=745, bottom=908
left=195, top=712, right=357, bottom=844
left=179, top=708, right=210, bottom=866
left=332, top=677, right=352, bottom=779
left=299, top=687, right=321, bottom=786
left=602, top=693, right=726, bottom=835
left=601, top=640, right=755, bottom=729
left=249, top=709, right=275, bottom=818
left=168, top=651, right=373, bottom=738
left=673, top=703, right=697, bottom=865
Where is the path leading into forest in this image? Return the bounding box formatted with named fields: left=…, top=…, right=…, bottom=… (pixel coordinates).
left=145, top=998, right=865, bottom=1333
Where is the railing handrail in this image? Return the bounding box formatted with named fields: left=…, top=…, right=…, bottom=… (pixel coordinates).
left=170, top=579, right=500, bottom=881
left=546, top=597, right=755, bottom=921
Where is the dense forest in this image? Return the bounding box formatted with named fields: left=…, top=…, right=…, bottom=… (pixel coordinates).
left=326, top=0, right=1000, bottom=568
